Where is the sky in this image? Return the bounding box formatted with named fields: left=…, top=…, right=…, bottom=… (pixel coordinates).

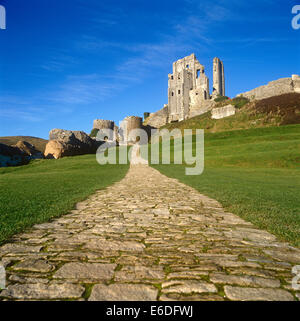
left=0, top=0, right=299, bottom=139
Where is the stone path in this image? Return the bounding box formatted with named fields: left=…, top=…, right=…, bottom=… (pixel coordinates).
left=0, top=163, right=300, bottom=301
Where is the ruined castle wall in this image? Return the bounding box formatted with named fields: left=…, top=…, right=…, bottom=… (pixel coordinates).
left=144, top=105, right=168, bottom=128
left=292, top=75, right=300, bottom=93
left=238, top=77, right=296, bottom=100
left=93, top=119, right=115, bottom=130
left=189, top=100, right=215, bottom=118
left=120, top=116, right=143, bottom=143
left=181, top=69, right=193, bottom=120
left=211, top=105, right=236, bottom=119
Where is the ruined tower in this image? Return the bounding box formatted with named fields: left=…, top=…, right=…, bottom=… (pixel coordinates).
left=212, top=57, right=225, bottom=98
left=119, top=116, right=143, bottom=143
left=168, top=54, right=210, bottom=122
left=93, top=119, right=117, bottom=141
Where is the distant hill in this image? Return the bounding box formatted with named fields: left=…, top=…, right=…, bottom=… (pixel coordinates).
left=0, top=136, right=48, bottom=153
left=162, top=93, right=300, bottom=134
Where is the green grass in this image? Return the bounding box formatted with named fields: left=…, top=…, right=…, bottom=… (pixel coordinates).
left=151, top=124, right=300, bottom=247
left=0, top=154, right=129, bottom=244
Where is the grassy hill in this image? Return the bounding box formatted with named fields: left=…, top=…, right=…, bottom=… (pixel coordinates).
left=0, top=136, right=48, bottom=153
left=151, top=124, right=300, bottom=247
left=162, top=93, right=300, bottom=134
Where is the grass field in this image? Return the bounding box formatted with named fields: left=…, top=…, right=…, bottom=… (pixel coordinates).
left=0, top=155, right=129, bottom=245
left=151, top=124, right=300, bottom=247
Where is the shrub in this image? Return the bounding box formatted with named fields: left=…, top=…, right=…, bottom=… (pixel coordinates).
left=90, top=128, right=99, bottom=137
left=214, top=95, right=229, bottom=102
left=231, top=96, right=250, bottom=109
left=144, top=112, right=150, bottom=120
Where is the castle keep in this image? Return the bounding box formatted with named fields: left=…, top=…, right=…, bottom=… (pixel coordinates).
left=167, top=54, right=225, bottom=122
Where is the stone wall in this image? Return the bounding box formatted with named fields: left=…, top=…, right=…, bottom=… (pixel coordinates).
left=237, top=76, right=299, bottom=101
left=93, top=119, right=115, bottom=130
left=292, top=74, right=300, bottom=93
left=189, top=100, right=215, bottom=118
left=144, top=105, right=168, bottom=128
left=211, top=105, right=236, bottom=119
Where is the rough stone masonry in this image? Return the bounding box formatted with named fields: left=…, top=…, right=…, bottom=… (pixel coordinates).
left=0, top=163, right=299, bottom=301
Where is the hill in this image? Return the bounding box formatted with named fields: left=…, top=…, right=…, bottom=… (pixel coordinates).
left=0, top=136, right=48, bottom=153
left=162, top=93, right=300, bottom=134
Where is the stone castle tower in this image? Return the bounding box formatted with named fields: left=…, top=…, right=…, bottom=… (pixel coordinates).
left=167, top=54, right=225, bottom=122
left=212, top=57, right=225, bottom=98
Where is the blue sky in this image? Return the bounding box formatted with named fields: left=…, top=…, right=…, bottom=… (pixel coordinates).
left=0, top=0, right=299, bottom=139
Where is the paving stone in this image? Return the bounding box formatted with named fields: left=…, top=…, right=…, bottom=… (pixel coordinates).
left=54, top=263, right=116, bottom=281
left=263, top=250, right=300, bottom=264
left=89, top=284, right=158, bottom=301
left=224, top=286, right=294, bottom=301
left=210, top=272, right=280, bottom=288
left=115, top=265, right=165, bottom=282
left=83, top=240, right=145, bottom=252
left=0, top=283, right=85, bottom=300
left=159, top=293, right=224, bottom=301
left=167, top=270, right=209, bottom=280
left=8, top=275, right=49, bottom=284
left=0, top=244, right=42, bottom=254
left=162, top=280, right=217, bottom=294
left=11, top=259, right=55, bottom=273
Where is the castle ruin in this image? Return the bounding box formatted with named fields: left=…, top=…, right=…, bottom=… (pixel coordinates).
left=144, top=54, right=226, bottom=128
left=167, top=54, right=225, bottom=122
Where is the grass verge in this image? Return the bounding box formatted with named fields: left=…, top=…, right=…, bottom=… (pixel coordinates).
left=0, top=154, right=129, bottom=244
left=151, top=124, right=300, bottom=247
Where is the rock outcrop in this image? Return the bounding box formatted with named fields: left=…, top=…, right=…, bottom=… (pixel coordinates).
left=45, top=129, right=102, bottom=159
left=0, top=141, right=43, bottom=167
left=12, top=141, right=44, bottom=159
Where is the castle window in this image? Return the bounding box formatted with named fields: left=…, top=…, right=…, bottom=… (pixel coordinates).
left=171, top=75, right=174, bottom=80
left=178, top=73, right=180, bottom=79
left=178, top=90, right=181, bottom=94
left=197, top=70, right=200, bottom=78
left=186, top=64, right=189, bottom=69
left=171, top=92, right=174, bottom=96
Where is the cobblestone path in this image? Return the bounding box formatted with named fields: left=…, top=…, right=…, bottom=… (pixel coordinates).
left=0, top=164, right=299, bottom=301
